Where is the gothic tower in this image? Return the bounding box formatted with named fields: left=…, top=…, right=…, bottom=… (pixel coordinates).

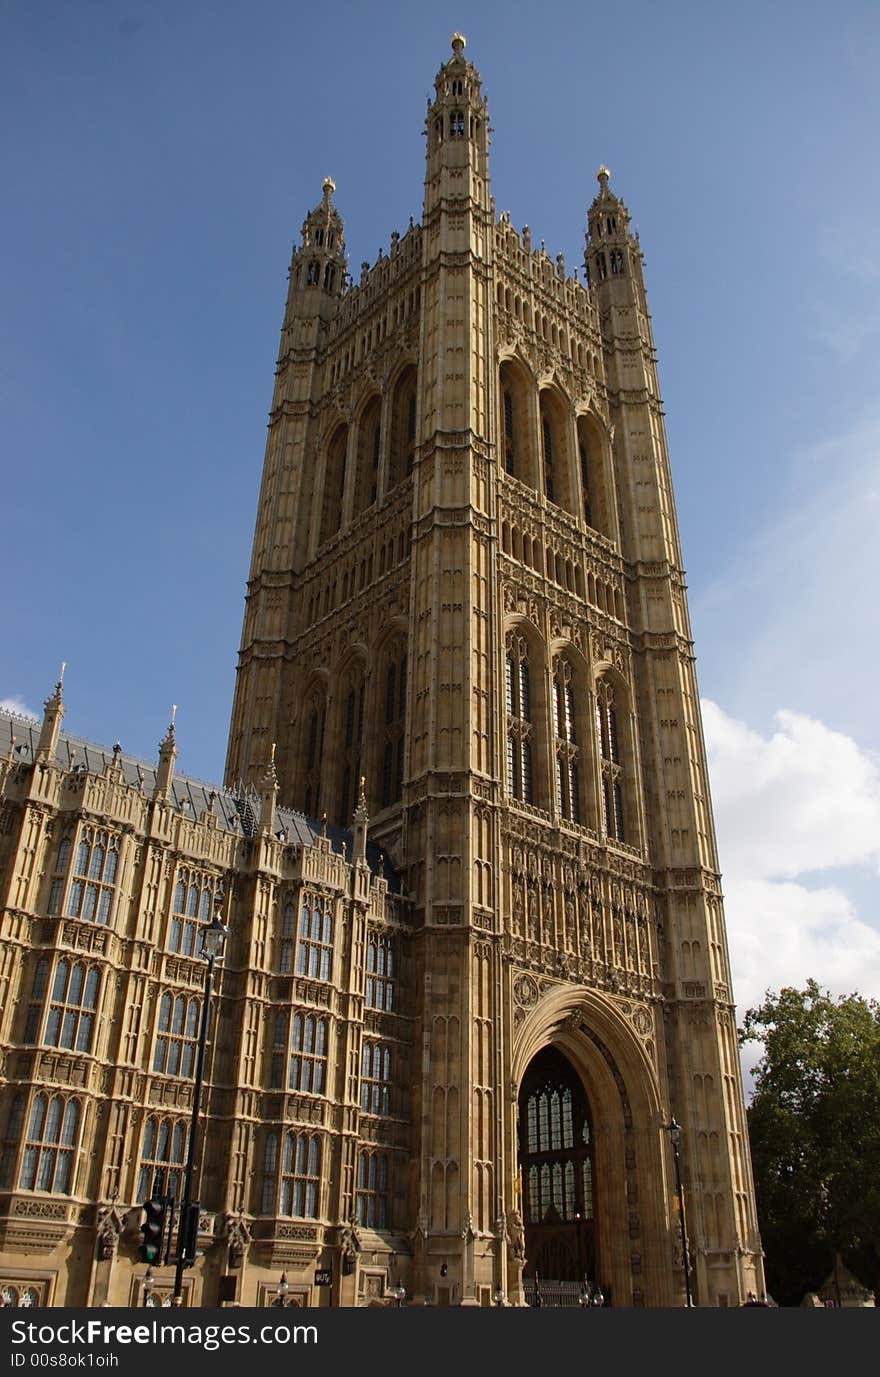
left=226, top=36, right=764, bottom=1306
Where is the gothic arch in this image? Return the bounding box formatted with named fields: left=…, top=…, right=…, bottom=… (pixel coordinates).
left=369, top=620, right=408, bottom=813
left=297, top=671, right=330, bottom=819
left=502, top=616, right=551, bottom=811
left=575, top=407, right=617, bottom=541
left=510, top=985, right=671, bottom=1306
left=318, top=422, right=349, bottom=546
left=538, top=385, right=577, bottom=517
left=498, top=354, right=538, bottom=489
left=591, top=663, right=641, bottom=849
left=387, top=361, right=418, bottom=491
left=352, top=391, right=382, bottom=518
left=330, top=649, right=368, bottom=825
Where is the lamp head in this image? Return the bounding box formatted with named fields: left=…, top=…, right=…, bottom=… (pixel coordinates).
left=200, top=890, right=229, bottom=960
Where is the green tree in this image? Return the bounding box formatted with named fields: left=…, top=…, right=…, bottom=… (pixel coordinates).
left=740, top=980, right=880, bottom=1306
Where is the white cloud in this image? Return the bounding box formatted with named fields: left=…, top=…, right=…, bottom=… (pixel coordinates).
left=0, top=696, right=39, bottom=721
left=702, top=699, right=880, bottom=1032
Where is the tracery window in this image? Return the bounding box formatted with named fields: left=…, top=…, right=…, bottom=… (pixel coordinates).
left=542, top=417, right=555, bottom=501
left=449, top=110, right=465, bottom=138
left=360, top=1042, right=392, bottom=1116
left=65, top=828, right=119, bottom=924
left=169, top=869, right=218, bottom=956
left=152, top=992, right=201, bottom=1078
left=553, top=659, right=580, bottom=823
left=337, top=667, right=365, bottom=824
left=522, top=1065, right=594, bottom=1225
left=281, top=1132, right=321, bottom=1217
left=289, top=1013, right=328, bottom=1094
left=23, top=958, right=50, bottom=1043
left=297, top=896, right=333, bottom=980
left=503, top=389, right=515, bottom=475
left=44, top=960, right=100, bottom=1052
left=596, top=678, right=626, bottom=842
left=505, top=633, right=533, bottom=803
left=302, top=691, right=326, bottom=817
left=380, top=644, right=407, bottom=808
left=389, top=365, right=418, bottom=487
left=0, top=1094, right=24, bottom=1188
left=47, top=833, right=73, bottom=913
left=19, top=1094, right=80, bottom=1194
left=137, top=1116, right=189, bottom=1202
left=0, top=1282, right=44, bottom=1308
left=365, top=934, right=395, bottom=1012
left=279, top=897, right=296, bottom=973
left=320, top=424, right=348, bottom=545
left=354, top=395, right=381, bottom=515
left=356, top=1149, right=389, bottom=1229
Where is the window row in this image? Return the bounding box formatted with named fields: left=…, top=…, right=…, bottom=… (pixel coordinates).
left=299, top=644, right=407, bottom=826
left=278, top=895, right=334, bottom=978
left=0, top=1093, right=81, bottom=1195
left=318, top=367, right=417, bottom=546
left=499, top=360, right=615, bottom=535
left=506, top=633, right=634, bottom=844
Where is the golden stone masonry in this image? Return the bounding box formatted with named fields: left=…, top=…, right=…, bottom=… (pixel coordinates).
left=0, top=38, right=764, bottom=1308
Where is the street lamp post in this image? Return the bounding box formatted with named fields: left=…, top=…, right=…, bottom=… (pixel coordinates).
left=493, top=1288, right=506, bottom=1307
left=172, top=893, right=229, bottom=1304
left=666, top=1117, right=693, bottom=1308
left=392, top=1283, right=405, bottom=1308
left=274, top=1272, right=289, bottom=1308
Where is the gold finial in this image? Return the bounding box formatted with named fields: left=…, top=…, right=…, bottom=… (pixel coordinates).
left=170, top=704, right=177, bottom=726
left=597, top=166, right=611, bottom=188
left=59, top=661, right=66, bottom=686
left=451, top=32, right=466, bottom=56
left=270, top=742, right=276, bottom=764
left=322, top=176, right=336, bottom=199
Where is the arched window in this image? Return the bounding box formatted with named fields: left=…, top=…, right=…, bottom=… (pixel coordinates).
left=19, top=1094, right=80, bottom=1194
left=44, top=961, right=100, bottom=1052
left=361, top=1042, right=392, bottom=1115
left=153, top=992, right=201, bottom=1077
left=596, top=678, right=626, bottom=842
left=449, top=110, right=465, bottom=138
left=289, top=1013, right=328, bottom=1094
left=0, top=1094, right=25, bottom=1189
left=499, top=359, right=533, bottom=486
left=296, top=896, right=334, bottom=980
left=23, top=958, right=50, bottom=1043
left=506, top=633, right=533, bottom=803
left=47, top=833, right=73, bottom=913
left=137, top=1115, right=189, bottom=1202
left=354, top=395, right=381, bottom=516
left=319, top=424, right=348, bottom=545
left=169, top=868, right=217, bottom=955
left=66, top=827, right=118, bottom=924
left=337, top=666, right=365, bottom=824
left=553, top=660, right=580, bottom=823
left=576, top=414, right=611, bottom=537
left=268, top=1010, right=288, bottom=1088
left=302, top=686, right=327, bottom=816
left=279, top=898, right=296, bottom=974
left=356, top=1149, right=390, bottom=1228
left=389, top=366, right=418, bottom=488
left=365, top=934, right=395, bottom=1011
left=380, top=640, right=407, bottom=808
left=281, top=1132, right=322, bottom=1217
left=518, top=1047, right=596, bottom=1283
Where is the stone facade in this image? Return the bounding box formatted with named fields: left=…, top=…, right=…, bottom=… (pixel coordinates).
left=0, top=37, right=764, bottom=1308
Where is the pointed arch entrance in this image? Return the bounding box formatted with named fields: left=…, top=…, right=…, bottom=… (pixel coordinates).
left=517, top=1045, right=596, bottom=1289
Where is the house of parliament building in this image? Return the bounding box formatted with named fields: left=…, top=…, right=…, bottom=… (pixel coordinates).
left=0, top=38, right=764, bottom=1308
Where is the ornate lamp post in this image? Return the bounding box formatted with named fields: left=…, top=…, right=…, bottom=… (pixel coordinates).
left=493, top=1288, right=506, bottom=1307
left=391, top=1283, right=405, bottom=1308
left=665, top=1117, right=693, bottom=1308
left=274, top=1272, right=289, bottom=1307
left=172, top=893, right=229, bottom=1304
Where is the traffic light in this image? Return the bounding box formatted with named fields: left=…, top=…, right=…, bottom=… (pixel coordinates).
left=179, top=1202, right=201, bottom=1265
left=139, top=1197, right=166, bottom=1264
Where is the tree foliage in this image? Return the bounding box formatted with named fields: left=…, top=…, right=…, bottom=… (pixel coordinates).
left=740, top=980, right=880, bottom=1306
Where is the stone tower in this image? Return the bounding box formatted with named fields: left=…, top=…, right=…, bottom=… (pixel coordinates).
left=226, top=36, right=764, bottom=1306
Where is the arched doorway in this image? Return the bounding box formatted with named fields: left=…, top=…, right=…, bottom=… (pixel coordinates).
left=518, top=1046, right=596, bottom=1290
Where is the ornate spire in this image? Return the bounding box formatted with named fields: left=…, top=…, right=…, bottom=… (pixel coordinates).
left=292, top=177, right=347, bottom=298
left=351, top=775, right=369, bottom=864
left=152, top=706, right=178, bottom=801
left=36, top=662, right=66, bottom=763
left=259, top=741, right=280, bottom=833
left=424, top=33, right=491, bottom=212
left=584, top=165, right=635, bottom=290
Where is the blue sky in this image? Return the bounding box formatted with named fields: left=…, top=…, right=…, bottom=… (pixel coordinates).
left=3, top=1, right=880, bottom=1035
